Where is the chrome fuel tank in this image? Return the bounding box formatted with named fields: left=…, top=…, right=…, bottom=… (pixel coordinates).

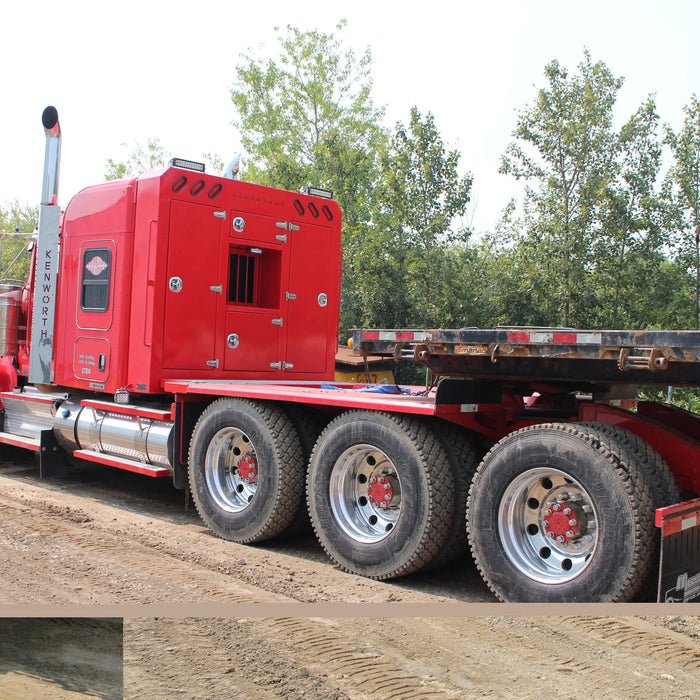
left=54, top=400, right=173, bottom=469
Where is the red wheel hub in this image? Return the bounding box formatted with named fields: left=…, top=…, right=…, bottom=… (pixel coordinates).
left=543, top=501, right=586, bottom=543
left=367, top=475, right=394, bottom=509
left=236, top=454, right=258, bottom=484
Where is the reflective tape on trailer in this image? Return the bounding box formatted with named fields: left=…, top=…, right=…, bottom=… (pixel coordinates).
left=656, top=498, right=700, bottom=602
left=361, top=331, right=430, bottom=342
left=506, top=331, right=603, bottom=344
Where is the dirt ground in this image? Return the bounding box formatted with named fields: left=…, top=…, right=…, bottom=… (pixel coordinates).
left=0, top=618, right=122, bottom=700
left=0, top=452, right=492, bottom=606
left=123, top=616, right=700, bottom=699
left=2, top=452, right=700, bottom=699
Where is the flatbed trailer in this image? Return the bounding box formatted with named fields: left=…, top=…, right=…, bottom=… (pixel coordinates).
left=352, top=327, right=700, bottom=602
left=1, top=107, right=699, bottom=604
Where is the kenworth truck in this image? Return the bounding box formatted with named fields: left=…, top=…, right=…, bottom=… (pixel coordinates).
left=1, top=107, right=699, bottom=603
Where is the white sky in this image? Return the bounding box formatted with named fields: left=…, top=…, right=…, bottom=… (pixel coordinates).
left=0, top=0, right=698, bottom=234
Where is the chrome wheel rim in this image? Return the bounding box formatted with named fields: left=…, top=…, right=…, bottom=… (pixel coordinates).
left=205, top=427, right=258, bottom=512
left=329, top=444, right=402, bottom=543
left=497, top=467, right=598, bottom=584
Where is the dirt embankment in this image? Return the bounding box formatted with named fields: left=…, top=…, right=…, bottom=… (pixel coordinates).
left=0, top=618, right=122, bottom=700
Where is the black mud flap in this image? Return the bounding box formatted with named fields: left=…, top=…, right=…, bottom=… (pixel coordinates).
left=39, top=429, right=68, bottom=477
left=656, top=498, right=700, bottom=602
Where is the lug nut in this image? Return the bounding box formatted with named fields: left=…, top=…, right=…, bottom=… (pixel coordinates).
left=552, top=503, right=562, bottom=512
left=565, top=530, right=575, bottom=538
left=544, top=508, right=552, bottom=517
left=569, top=518, right=577, bottom=526
left=563, top=507, right=572, bottom=515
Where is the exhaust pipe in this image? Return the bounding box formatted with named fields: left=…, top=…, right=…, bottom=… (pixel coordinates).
left=41, top=106, right=61, bottom=205
left=29, top=107, right=62, bottom=384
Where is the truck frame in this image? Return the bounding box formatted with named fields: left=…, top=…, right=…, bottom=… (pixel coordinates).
left=1, top=107, right=698, bottom=603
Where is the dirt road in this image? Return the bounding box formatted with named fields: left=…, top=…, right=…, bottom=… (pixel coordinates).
left=3, top=453, right=700, bottom=699
left=0, top=452, right=492, bottom=606
left=123, top=616, right=700, bottom=699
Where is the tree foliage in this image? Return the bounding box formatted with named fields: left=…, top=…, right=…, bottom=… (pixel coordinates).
left=492, top=51, right=698, bottom=333
left=105, top=137, right=169, bottom=180
left=0, top=200, right=38, bottom=281
left=360, top=108, right=473, bottom=328
left=664, top=95, right=700, bottom=328
left=499, top=50, right=623, bottom=326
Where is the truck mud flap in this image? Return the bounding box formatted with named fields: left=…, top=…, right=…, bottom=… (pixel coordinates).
left=656, top=498, right=700, bottom=602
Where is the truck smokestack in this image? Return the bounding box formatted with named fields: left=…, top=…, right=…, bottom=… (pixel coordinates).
left=41, top=106, right=61, bottom=205
left=29, top=107, right=62, bottom=384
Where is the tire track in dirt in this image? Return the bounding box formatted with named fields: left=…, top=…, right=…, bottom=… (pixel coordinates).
left=124, top=616, right=700, bottom=699
left=262, top=618, right=448, bottom=699
left=0, top=491, right=284, bottom=605
left=559, top=616, right=700, bottom=669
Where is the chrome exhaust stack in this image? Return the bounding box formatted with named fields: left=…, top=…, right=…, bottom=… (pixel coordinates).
left=41, top=106, right=61, bottom=205
left=29, top=107, right=62, bottom=384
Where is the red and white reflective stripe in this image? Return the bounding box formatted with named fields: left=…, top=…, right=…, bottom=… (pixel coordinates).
left=507, top=331, right=603, bottom=344
left=362, top=331, right=430, bottom=342
left=656, top=498, right=700, bottom=535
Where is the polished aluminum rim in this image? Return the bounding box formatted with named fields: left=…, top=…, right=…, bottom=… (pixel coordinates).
left=205, top=427, right=257, bottom=512
left=329, top=444, right=402, bottom=543
left=497, top=467, right=598, bottom=584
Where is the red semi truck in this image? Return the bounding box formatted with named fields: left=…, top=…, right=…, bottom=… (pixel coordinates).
left=1, top=107, right=699, bottom=603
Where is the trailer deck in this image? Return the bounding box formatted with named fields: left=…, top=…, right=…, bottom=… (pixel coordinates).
left=354, top=327, right=700, bottom=385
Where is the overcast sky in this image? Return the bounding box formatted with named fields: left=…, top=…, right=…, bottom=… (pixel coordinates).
left=1, top=0, right=697, bottom=233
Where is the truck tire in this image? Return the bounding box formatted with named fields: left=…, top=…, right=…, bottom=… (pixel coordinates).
left=428, top=420, right=479, bottom=568
left=579, top=422, right=680, bottom=601
left=188, top=398, right=304, bottom=543
left=307, top=410, right=454, bottom=579
left=467, top=423, right=655, bottom=602
left=578, top=422, right=680, bottom=507
left=280, top=404, right=329, bottom=537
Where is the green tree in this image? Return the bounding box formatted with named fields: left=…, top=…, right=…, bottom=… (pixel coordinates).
left=500, top=50, right=623, bottom=326
left=664, top=95, right=700, bottom=329
left=366, top=108, right=472, bottom=328
left=105, top=137, right=169, bottom=180
left=594, top=96, right=666, bottom=328
left=230, top=21, right=387, bottom=337
left=0, top=200, right=38, bottom=281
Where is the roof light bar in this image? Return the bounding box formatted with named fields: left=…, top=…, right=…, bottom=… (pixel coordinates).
left=169, top=158, right=206, bottom=173
left=305, top=186, right=333, bottom=199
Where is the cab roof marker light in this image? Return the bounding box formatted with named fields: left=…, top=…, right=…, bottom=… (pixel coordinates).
left=305, top=186, right=333, bottom=199
left=170, top=158, right=206, bottom=172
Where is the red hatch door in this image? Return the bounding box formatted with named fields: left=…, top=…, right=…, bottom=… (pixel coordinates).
left=284, top=221, right=334, bottom=373
left=163, top=200, right=222, bottom=370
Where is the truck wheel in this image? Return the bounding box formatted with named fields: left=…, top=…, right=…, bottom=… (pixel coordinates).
left=467, top=423, right=655, bottom=602
left=307, top=411, right=454, bottom=579
left=188, top=398, right=304, bottom=543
